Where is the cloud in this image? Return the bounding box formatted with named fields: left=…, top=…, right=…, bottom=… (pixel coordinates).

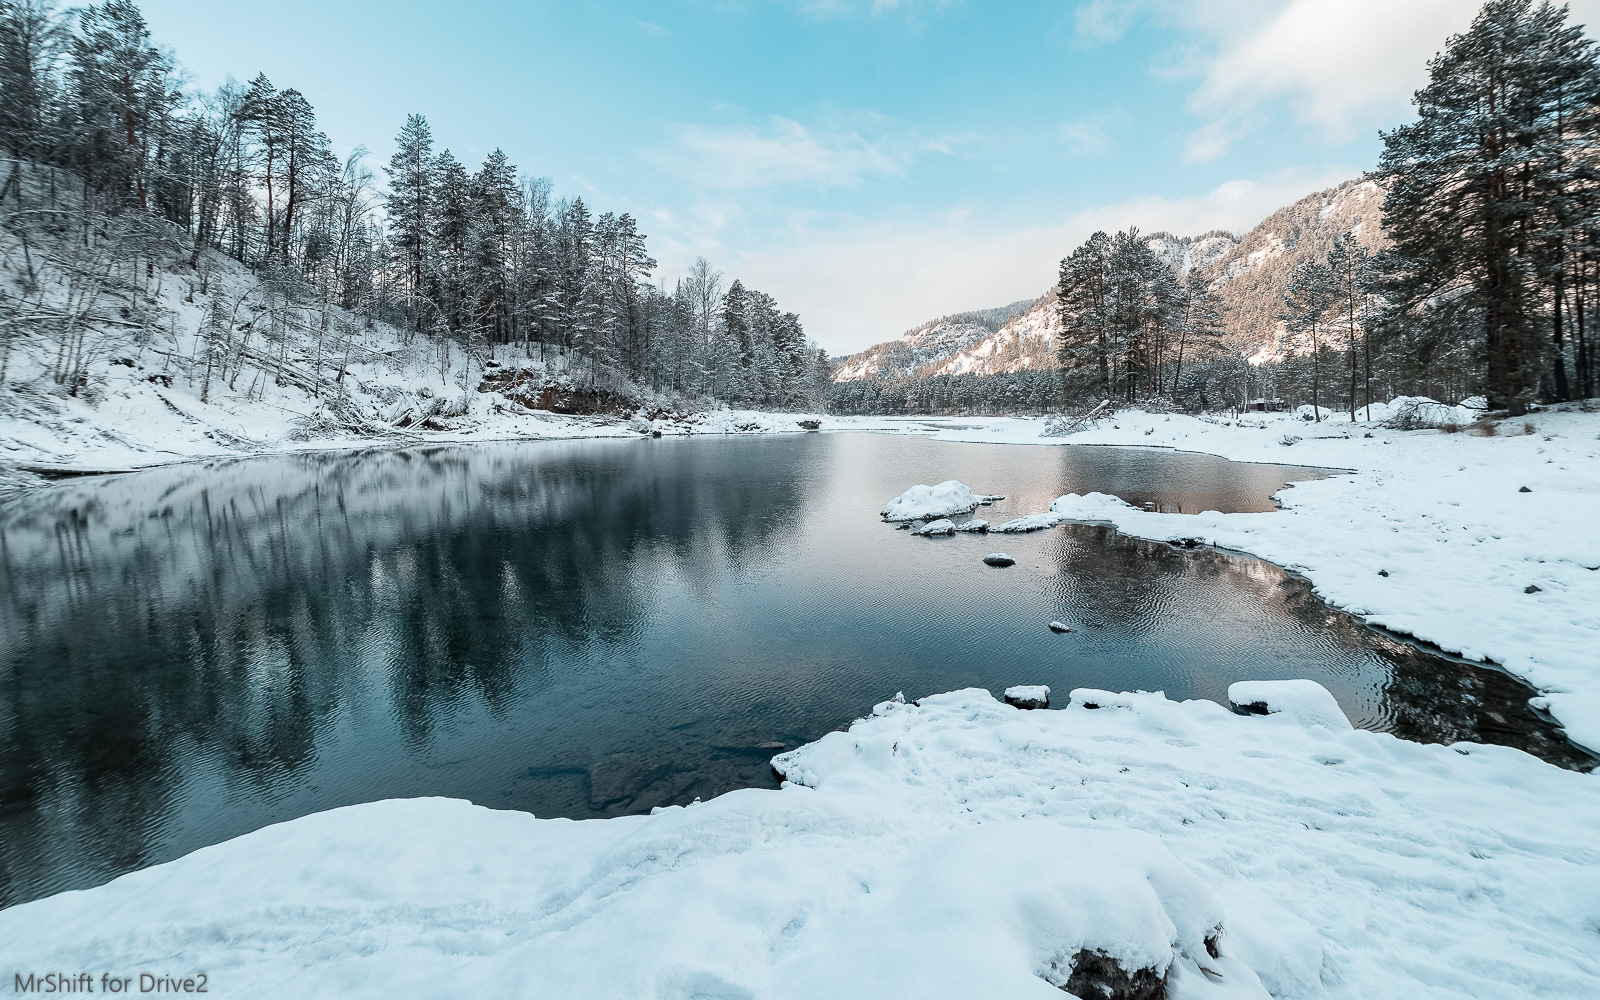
left=1073, top=0, right=1140, bottom=45
left=633, top=19, right=671, bottom=37
left=1182, top=118, right=1246, bottom=164
left=645, top=113, right=948, bottom=192
left=689, top=167, right=1353, bottom=354
left=1074, top=0, right=1600, bottom=160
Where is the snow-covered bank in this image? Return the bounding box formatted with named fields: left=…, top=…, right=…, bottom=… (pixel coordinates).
left=0, top=359, right=847, bottom=485
left=894, top=406, right=1600, bottom=754
left=4, top=685, right=1595, bottom=999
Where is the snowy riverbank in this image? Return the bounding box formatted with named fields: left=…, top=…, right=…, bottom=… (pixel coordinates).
left=4, top=402, right=1598, bottom=998
left=3, top=686, right=1595, bottom=999
left=902, top=406, right=1600, bottom=755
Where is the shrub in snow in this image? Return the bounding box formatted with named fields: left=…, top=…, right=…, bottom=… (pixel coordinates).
left=1382, top=396, right=1476, bottom=431
left=1279, top=434, right=1301, bottom=447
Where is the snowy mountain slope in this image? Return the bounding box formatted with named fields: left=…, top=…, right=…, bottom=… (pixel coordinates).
left=1201, top=179, right=1387, bottom=362
left=847, top=232, right=1242, bottom=383
left=832, top=301, right=1032, bottom=381
left=834, top=180, right=1384, bottom=386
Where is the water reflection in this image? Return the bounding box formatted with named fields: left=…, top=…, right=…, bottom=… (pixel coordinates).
left=0, top=434, right=1586, bottom=908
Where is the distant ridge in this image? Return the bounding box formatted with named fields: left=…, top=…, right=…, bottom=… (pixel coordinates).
left=833, top=178, right=1386, bottom=383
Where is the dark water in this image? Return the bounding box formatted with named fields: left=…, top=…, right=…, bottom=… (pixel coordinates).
left=0, top=433, right=1587, bottom=908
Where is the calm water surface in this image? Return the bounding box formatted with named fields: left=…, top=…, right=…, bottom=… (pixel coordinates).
left=0, top=432, right=1586, bottom=907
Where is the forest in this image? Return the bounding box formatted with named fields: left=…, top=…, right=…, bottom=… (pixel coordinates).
left=0, top=0, right=832, bottom=411
left=1057, top=0, right=1598, bottom=419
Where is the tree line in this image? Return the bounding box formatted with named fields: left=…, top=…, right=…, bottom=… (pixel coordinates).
left=0, top=0, right=829, bottom=407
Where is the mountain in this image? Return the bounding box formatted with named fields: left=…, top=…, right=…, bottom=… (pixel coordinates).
left=1207, top=178, right=1386, bottom=363
left=832, top=178, right=1384, bottom=383
left=832, top=301, right=1033, bottom=381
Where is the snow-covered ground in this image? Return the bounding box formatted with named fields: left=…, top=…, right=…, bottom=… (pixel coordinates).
left=4, top=686, right=1596, bottom=999
left=5, top=399, right=1598, bottom=999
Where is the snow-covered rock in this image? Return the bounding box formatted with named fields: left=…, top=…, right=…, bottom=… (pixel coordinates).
left=1049, top=491, right=1143, bottom=520
left=1048, top=621, right=1076, bottom=633
left=880, top=480, right=985, bottom=521
left=1227, top=679, right=1354, bottom=730
left=983, top=553, right=1015, bottom=567
left=954, top=519, right=989, bottom=532
left=912, top=518, right=956, bottom=536
left=992, top=512, right=1064, bottom=533
left=1003, top=684, right=1051, bottom=709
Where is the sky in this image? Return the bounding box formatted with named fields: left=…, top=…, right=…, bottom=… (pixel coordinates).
left=135, top=0, right=1600, bottom=355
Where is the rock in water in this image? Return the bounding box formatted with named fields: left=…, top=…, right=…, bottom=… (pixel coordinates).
left=880, top=481, right=986, bottom=521
left=983, top=553, right=1015, bottom=567
left=1048, top=621, right=1075, bottom=633
left=1004, top=685, right=1050, bottom=710
left=913, top=519, right=957, bottom=536
left=955, top=519, right=989, bottom=532
left=992, top=513, right=1064, bottom=533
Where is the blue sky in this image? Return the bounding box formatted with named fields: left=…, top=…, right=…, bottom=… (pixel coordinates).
left=135, top=0, right=1600, bottom=353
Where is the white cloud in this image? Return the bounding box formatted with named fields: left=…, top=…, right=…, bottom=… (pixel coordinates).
left=645, top=113, right=948, bottom=192
left=692, top=167, right=1352, bottom=355
left=1075, top=0, right=1600, bottom=160
left=1073, top=0, right=1140, bottom=45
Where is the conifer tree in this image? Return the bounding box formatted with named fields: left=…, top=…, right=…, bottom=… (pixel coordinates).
left=1377, top=0, right=1600, bottom=413
left=383, top=114, right=434, bottom=330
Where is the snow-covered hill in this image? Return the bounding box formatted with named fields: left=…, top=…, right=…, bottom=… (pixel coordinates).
left=1205, top=179, right=1387, bottom=363
left=833, top=301, right=1032, bottom=381
left=840, top=232, right=1242, bottom=384
left=834, top=180, right=1384, bottom=386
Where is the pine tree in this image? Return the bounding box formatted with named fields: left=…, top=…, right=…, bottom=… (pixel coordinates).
left=1377, top=0, right=1600, bottom=414
left=383, top=114, right=434, bottom=331
left=1283, top=260, right=1337, bottom=418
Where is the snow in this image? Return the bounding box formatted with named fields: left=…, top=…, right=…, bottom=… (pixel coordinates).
left=5, top=686, right=1597, bottom=999
left=1003, top=684, right=1051, bottom=709
left=912, top=518, right=956, bottom=536
left=1227, top=679, right=1354, bottom=730
left=879, top=480, right=985, bottom=521
left=954, top=518, right=989, bottom=532
left=992, top=512, right=1065, bottom=533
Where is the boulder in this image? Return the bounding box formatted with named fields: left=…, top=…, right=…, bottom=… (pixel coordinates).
left=1004, top=685, right=1050, bottom=710
left=881, top=481, right=985, bottom=522
left=983, top=553, right=1016, bottom=567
